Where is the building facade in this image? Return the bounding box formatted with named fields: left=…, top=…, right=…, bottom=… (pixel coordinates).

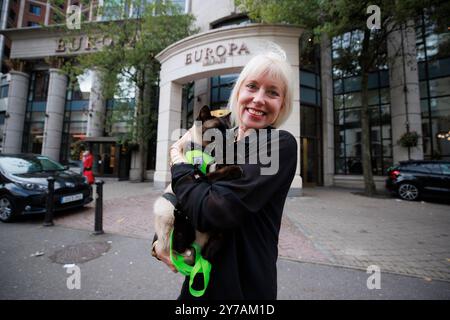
left=0, top=0, right=449, bottom=192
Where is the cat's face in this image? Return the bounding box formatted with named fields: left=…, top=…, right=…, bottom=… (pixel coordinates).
left=193, top=106, right=231, bottom=147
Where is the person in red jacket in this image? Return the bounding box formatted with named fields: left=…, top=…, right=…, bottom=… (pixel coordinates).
left=82, top=150, right=95, bottom=185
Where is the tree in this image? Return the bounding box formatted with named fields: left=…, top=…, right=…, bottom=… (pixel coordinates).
left=59, top=0, right=197, bottom=181
left=236, top=0, right=449, bottom=196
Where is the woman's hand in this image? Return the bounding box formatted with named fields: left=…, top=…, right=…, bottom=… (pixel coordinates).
left=169, top=130, right=192, bottom=167
left=152, top=240, right=178, bottom=273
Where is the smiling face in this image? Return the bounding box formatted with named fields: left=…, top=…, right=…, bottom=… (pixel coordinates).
left=237, top=71, right=285, bottom=131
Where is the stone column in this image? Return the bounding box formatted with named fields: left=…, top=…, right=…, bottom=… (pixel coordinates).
left=279, top=65, right=302, bottom=196
left=44, top=1, right=51, bottom=26
left=2, top=70, right=29, bottom=153
left=153, top=81, right=183, bottom=188
left=320, top=35, right=335, bottom=186
left=387, top=21, right=423, bottom=162
left=42, top=69, right=68, bottom=161
left=86, top=70, right=105, bottom=137
left=17, top=0, right=25, bottom=28
left=0, top=0, right=10, bottom=65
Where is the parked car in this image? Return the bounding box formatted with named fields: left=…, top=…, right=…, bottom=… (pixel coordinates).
left=0, top=154, right=93, bottom=222
left=67, top=159, right=83, bottom=174
left=386, top=160, right=450, bottom=201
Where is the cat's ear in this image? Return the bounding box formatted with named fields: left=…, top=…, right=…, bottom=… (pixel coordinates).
left=216, top=111, right=232, bottom=127
left=196, top=105, right=213, bottom=122
left=222, top=112, right=231, bottom=122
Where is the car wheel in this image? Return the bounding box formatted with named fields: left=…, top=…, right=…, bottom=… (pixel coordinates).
left=0, top=195, right=17, bottom=222
left=398, top=183, right=419, bottom=201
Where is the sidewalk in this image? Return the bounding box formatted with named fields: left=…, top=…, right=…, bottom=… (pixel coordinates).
left=1, top=222, right=449, bottom=299
left=283, top=187, right=450, bottom=282
left=14, top=181, right=450, bottom=283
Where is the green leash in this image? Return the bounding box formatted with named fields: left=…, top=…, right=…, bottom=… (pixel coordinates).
left=170, top=230, right=212, bottom=297
left=185, top=149, right=215, bottom=175
left=169, top=149, right=214, bottom=297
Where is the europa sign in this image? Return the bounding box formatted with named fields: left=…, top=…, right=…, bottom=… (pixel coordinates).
left=185, top=42, right=250, bottom=66
left=55, top=35, right=113, bottom=53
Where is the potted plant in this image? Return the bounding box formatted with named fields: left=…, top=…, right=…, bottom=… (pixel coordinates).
left=398, top=131, right=420, bottom=148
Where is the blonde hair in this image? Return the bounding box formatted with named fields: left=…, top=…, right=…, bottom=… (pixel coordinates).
left=228, top=52, right=294, bottom=128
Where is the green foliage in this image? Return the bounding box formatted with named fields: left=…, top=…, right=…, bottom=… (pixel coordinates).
left=236, top=0, right=448, bottom=40
left=70, top=139, right=88, bottom=161
left=56, top=0, right=197, bottom=180
left=48, top=0, right=93, bottom=24
left=62, top=0, right=197, bottom=146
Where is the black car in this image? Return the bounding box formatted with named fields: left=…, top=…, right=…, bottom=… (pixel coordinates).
left=386, top=160, right=450, bottom=201
left=0, top=153, right=93, bottom=222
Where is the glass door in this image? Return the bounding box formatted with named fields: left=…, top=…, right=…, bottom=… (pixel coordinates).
left=301, top=137, right=321, bottom=186
left=301, top=105, right=323, bottom=186
left=91, top=142, right=117, bottom=177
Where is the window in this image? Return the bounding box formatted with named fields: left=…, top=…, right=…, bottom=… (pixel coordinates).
left=27, top=21, right=40, bottom=27
left=300, top=70, right=321, bottom=107
left=29, top=4, right=41, bottom=16
left=424, top=163, right=442, bottom=174
left=300, top=71, right=317, bottom=88
left=301, top=87, right=317, bottom=105
left=31, top=71, right=49, bottom=101
left=301, top=106, right=319, bottom=137
left=210, top=74, right=238, bottom=109
left=440, top=163, right=450, bottom=175
left=428, top=58, right=450, bottom=79
left=171, top=0, right=186, bottom=12
left=182, top=82, right=194, bottom=129
left=211, top=14, right=251, bottom=29
left=418, top=13, right=450, bottom=161
left=22, top=71, right=50, bottom=154
left=333, top=31, right=393, bottom=175
left=71, top=70, right=93, bottom=101
left=8, top=9, right=16, bottom=21
left=403, top=163, right=430, bottom=173
left=428, top=77, right=450, bottom=97
left=60, top=70, right=98, bottom=164
left=300, top=35, right=321, bottom=74
left=344, top=76, right=362, bottom=92
left=0, top=85, right=8, bottom=99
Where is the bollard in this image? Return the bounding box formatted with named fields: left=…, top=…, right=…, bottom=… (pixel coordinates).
left=43, top=177, right=55, bottom=227
left=93, top=179, right=104, bottom=235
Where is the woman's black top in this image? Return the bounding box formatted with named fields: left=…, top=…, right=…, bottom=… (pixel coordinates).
left=171, top=128, right=297, bottom=300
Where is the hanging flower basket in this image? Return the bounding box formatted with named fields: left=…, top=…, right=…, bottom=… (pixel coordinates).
left=398, top=131, right=420, bottom=148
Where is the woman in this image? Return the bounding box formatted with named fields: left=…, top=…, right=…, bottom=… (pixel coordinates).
left=82, top=150, right=95, bottom=185
left=155, top=52, right=298, bottom=299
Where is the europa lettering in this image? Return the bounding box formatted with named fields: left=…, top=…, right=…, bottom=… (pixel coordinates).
left=185, top=42, right=250, bottom=65
left=56, top=36, right=113, bottom=53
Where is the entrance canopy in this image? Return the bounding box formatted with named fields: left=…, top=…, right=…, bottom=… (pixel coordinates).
left=156, top=23, right=303, bottom=85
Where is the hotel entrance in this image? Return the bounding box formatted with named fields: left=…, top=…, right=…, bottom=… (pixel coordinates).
left=83, top=137, right=131, bottom=180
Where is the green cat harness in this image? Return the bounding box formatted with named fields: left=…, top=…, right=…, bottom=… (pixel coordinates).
left=170, top=230, right=212, bottom=297
left=169, top=148, right=214, bottom=297
left=185, top=149, right=215, bottom=175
